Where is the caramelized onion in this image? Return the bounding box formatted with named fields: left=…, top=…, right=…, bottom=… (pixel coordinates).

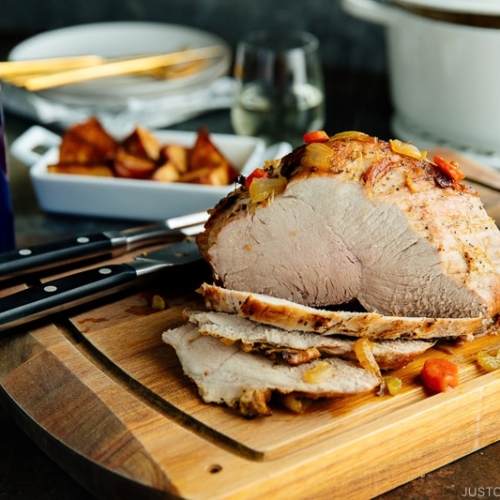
left=389, top=139, right=425, bottom=160
left=477, top=349, right=500, bottom=371
left=331, top=131, right=370, bottom=141
left=354, top=338, right=381, bottom=377
left=301, top=142, right=333, bottom=170
left=249, top=176, right=287, bottom=203
left=302, top=360, right=335, bottom=383
left=280, top=394, right=312, bottom=413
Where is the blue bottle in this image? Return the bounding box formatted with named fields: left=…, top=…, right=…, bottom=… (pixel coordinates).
left=0, top=92, right=15, bottom=252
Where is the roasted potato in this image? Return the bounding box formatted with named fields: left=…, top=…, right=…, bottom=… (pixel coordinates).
left=113, top=148, right=157, bottom=179
left=190, top=126, right=238, bottom=183
left=47, top=164, right=114, bottom=177
left=160, top=144, right=189, bottom=174
left=59, top=116, right=117, bottom=163
left=48, top=117, right=237, bottom=186
left=121, top=125, right=161, bottom=161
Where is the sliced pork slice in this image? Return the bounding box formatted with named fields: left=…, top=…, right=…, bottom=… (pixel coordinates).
left=162, top=323, right=380, bottom=418
left=186, top=310, right=434, bottom=369
left=197, top=133, right=500, bottom=320
left=198, top=283, right=486, bottom=339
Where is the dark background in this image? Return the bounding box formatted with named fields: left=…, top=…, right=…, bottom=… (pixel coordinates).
left=0, top=0, right=387, bottom=72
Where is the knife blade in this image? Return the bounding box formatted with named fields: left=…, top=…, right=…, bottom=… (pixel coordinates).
left=0, top=210, right=208, bottom=283
left=0, top=237, right=202, bottom=333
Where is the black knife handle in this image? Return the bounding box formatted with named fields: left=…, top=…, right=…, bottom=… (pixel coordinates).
left=0, top=233, right=113, bottom=281
left=0, top=263, right=138, bottom=332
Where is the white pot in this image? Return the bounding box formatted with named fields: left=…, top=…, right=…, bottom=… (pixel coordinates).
left=342, top=0, right=500, bottom=154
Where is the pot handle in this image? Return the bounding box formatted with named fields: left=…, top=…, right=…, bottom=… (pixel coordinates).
left=341, top=0, right=397, bottom=26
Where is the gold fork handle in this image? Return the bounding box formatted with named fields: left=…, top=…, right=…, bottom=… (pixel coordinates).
left=0, top=55, right=104, bottom=77
left=18, top=45, right=225, bottom=91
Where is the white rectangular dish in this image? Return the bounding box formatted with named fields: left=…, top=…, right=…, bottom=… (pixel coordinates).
left=11, top=126, right=282, bottom=221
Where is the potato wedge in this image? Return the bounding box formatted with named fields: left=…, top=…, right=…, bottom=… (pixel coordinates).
left=151, top=162, right=181, bottom=182
left=122, top=125, right=161, bottom=161
left=47, top=163, right=114, bottom=177
left=190, top=126, right=238, bottom=182
left=161, top=144, right=189, bottom=173
left=179, top=164, right=234, bottom=185
left=62, top=116, right=117, bottom=161
left=59, top=133, right=109, bottom=164
left=113, top=148, right=157, bottom=179
left=48, top=117, right=238, bottom=186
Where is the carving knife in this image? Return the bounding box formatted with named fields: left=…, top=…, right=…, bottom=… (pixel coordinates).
left=0, top=210, right=208, bottom=283
left=0, top=237, right=202, bottom=333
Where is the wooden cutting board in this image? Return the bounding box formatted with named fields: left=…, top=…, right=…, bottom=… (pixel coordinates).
left=2, top=182, right=500, bottom=500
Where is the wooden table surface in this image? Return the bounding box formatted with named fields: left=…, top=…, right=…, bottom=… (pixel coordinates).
left=2, top=37, right=500, bottom=498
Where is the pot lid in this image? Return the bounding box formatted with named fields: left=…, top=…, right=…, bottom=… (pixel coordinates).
left=394, top=0, right=500, bottom=15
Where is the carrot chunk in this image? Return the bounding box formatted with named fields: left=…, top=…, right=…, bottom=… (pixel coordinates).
left=420, top=358, right=459, bottom=393
left=244, top=168, right=269, bottom=188
left=433, top=156, right=466, bottom=183
left=303, top=130, right=329, bottom=143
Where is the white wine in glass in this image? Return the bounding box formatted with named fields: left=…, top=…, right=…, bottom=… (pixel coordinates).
left=231, top=30, right=325, bottom=147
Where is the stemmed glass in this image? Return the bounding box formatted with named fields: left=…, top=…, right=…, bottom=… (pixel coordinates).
left=231, top=30, right=325, bottom=147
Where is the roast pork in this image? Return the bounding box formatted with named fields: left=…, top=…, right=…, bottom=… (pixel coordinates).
left=186, top=310, right=435, bottom=369
left=198, top=283, right=485, bottom=339
left=162, top=131, right=500, bottom=417
left=197, top=132, right=500, bottom=325
left=162, top=323, right=380, bottom=418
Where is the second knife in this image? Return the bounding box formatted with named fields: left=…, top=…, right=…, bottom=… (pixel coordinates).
left=0, top=210, right=208, bottom=283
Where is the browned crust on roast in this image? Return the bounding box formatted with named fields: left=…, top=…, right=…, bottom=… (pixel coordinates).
left=196, top=134, right=479, bottom=284
left=187, top=310, right=435, bottom=370
left=199, top=283, right=488, bottom=339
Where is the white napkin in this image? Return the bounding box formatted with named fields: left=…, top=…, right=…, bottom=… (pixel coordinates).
left=2, top=77, right=237, bottom=136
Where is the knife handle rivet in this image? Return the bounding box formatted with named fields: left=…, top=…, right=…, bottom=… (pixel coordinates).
left=19, top=249, right=32, bottom=256
left=99, top=268, right=112, bottom=275
left=44, top=285, right=58, bottom=293
left=77, top=237, right=90, bottom=244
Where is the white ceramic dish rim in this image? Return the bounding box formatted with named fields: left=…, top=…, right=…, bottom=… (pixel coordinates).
left=393, top=0, right=500, bottom=15
left=8, top=21, right=232, bottom=104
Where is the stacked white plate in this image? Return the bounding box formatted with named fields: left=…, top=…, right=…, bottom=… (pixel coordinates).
left=4, top=22, right=234, bottom=131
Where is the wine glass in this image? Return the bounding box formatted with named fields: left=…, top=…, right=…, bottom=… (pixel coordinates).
left=231, top=30, right=325, bottom=147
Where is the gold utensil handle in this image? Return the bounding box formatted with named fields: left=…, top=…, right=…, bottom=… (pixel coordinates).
left=19, top=45, right=225, bottom=91
left=0, top=55, right=104, bottom=77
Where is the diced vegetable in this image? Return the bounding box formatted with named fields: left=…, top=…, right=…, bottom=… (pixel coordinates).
left=303, top=130, right=329, bottom=143
left=301, top=142, right=333, bottom=170
left=331, top=131, right=370, bottom=141
left=433, top=155, right=466, bottom=183
left=354, top=338, right=381, bottom=377
left=303, top=360, right=335, bottom=383
left=244, top=168, right=269, bottom=188
left=389, top=139, right=425, bottom=160
left=420, top=358, right=459, bottom=392
left=280, top=394, right=312, bottom=413
left=151, top=295, right=165, bottom=310
left=383, top=376, right=403, bottom=396
left=477, top=348, right=500, bottom=372
left=248, top=176, right=287, bottom=203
